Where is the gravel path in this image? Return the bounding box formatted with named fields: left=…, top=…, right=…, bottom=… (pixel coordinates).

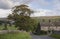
left=31, top=35, right=56, bottom=39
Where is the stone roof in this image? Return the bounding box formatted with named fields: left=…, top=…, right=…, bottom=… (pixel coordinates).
left=40, top=22, right=52, bottom=26
left=40, top=22, right=60, bottom=26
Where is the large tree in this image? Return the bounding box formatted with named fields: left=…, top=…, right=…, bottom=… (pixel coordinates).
left=8, top=4, right=36, bottom=31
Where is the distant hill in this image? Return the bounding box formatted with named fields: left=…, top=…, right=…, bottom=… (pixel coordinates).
left=32, top=16, right=60, bottom=19
left=0, top=16, right=60, bottom=21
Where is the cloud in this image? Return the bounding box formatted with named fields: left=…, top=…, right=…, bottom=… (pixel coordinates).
left=31, top=9, right=51, bottom=17
left=0, top=0, right=60, bottom=17
left=0, top=9, right=11, bottom=18
left=0, top=0, right=33, bottom=9
left=11, top=0, right=32, bottom=4
left=0, top=0, right=14, bottom=9
left=36, top=0, right=60, bottom=16
left=51, top=0, right=60, bottom=16
left=37, top=0, right=50, bottom=6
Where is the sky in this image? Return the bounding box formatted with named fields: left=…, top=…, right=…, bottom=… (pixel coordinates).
left=0, top=0, right=60, bottom=18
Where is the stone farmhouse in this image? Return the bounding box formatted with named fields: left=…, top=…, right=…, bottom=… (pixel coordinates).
left=34, top=16, right=60, bottom=31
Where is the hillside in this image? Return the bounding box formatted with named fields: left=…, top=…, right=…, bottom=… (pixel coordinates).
left=33, top=16, right=60, bottom=19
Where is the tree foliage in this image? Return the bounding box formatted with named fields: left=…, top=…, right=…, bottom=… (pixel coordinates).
left=33, top=22, right=41, bottom=35
left=8, top=4, right=36, bottom=31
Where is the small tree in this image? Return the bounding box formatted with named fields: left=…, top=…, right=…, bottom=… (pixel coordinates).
left=3, top=21, right=8, bottom=30
left=34, top=22, right=41, bottom=35
left=0, top=21, right=3, bottom=26
left=42, top=19, right=45, bottom=22
left=48, top=19, right=51, bottom=29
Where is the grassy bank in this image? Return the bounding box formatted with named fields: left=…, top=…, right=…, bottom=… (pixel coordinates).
left=50, top=34, right=60, bottom=39
left=0, top=32, right=31, bottom=39
left=0, top=25, right=17, bottom=30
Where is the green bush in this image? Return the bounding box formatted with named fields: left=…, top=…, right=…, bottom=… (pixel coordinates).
left=33, top=30, right=47, bottom=35
left=0, top=32, right=31, bottom=39
left=40, top=30, right=47, bottom=35
left=50, top=34, right=60, bottom=39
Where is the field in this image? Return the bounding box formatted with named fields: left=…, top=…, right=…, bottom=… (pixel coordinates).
left=0, top=31, right=31, bottom=39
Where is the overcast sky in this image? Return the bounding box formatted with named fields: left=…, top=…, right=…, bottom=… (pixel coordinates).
left=0, top=0, right=60, bottom=18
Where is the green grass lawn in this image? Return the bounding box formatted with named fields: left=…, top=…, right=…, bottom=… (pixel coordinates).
left=50, top=34, right=60, bottom=39
left=0, top=32, right=31, bottom=39
left=0, top=25, right=17, bottom=30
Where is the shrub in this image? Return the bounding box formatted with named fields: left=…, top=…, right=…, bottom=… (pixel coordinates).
left=33, top=30, right=47, bottom=35
left=40, top=30, right=47, bottom=35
